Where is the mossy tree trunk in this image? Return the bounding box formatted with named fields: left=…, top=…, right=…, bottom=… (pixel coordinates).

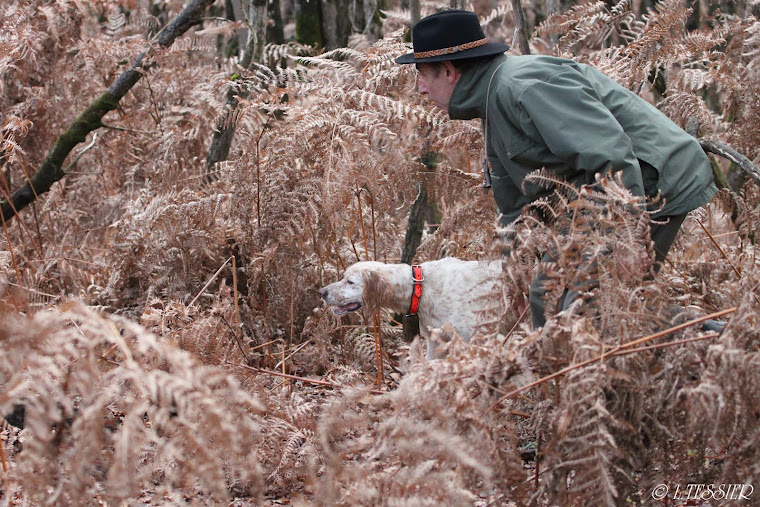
left=0, top=0, right=216, bottom=222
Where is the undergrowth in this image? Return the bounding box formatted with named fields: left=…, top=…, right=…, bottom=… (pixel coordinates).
left=1, top=0, right=759, bottom=504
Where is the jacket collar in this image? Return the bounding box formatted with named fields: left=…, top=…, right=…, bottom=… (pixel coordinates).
left=448, top=54, right=509, bottom=120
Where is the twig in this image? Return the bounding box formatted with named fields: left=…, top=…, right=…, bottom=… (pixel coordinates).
left=218, top=314, right=249, bottom=362
left=63, top=133, right=98, bottom=173
left=228, top=362, right=384, bottom=394
left=609, top=307, right=734, bottom=352
left=501, top=305, right=530, bottom=345
left=99, top=123, right=154, bottom=135
left=616, top=333, right=719, bottom=356
left=356, top=187, right=369, bottom=261
left=274, top=338, right=313, bottom=370
left=5, top=281, right=61, bottom=300
left=199, top=16, right=233, bottom=23
left=0, top=435, right=8, bottom=474
left=188, top=256, right=233, bottom=307
left=143, top=73, right=164, bottom=134
left=232, top=255, right=241, bottom=332
left=484, top=307, right=736, bottom=414
left=696, top=218, right=742, bottom=277
left=373, top=311, right=384, bottom=390
left=369, top=190, right=378, bottom=261
left=281, top=340, right=286, bottom=376
left=254, top=115, right=271, bottom=225
left=249, top=338, right=282, bottom=352
left=534, top=432, right=541, bottom=488
left=99, top=343, right=119, bottom=361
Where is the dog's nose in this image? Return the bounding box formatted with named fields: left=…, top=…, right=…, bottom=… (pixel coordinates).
left=319, top=287, right=328, bottom=299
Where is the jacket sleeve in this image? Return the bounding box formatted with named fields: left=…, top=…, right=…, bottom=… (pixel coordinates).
left=490, top=169, right=535, bottom=227
left=515, top=68, right=646, bottom=196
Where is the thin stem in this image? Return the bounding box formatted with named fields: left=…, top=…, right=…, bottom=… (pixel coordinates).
left=369, top=190, right=377, bottom=261
left=274, top=339, right=313, bottom=370
left=696, top=218, right=741, bottom=277
left=63, top=133, right=99, bottom=173
left=356, top=188, right=369, bottom=261
left=188, top=256, right=233, bottom=307
left=229, top=362, right=384, bottom=394
left=501, top=305, right=530, bottom=345
left=373, top=311, right=384, bottom=390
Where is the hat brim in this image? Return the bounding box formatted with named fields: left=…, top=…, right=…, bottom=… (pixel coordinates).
left=395, top=42, right=510, bottom=64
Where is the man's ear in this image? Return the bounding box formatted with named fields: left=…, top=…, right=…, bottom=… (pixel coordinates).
left=443, top=61, right=459, bottom=83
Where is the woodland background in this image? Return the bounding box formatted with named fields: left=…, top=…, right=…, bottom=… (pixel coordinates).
left=2, top=0, right=760, bottom=505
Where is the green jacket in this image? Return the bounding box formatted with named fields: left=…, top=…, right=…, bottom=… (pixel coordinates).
left=448, top=55, right=717, bottom=226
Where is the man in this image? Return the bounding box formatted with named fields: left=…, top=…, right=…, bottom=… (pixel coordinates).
left=395, top=10, right=718, bottom=328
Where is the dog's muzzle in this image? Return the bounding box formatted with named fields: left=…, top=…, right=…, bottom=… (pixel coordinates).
left=319, top=287, right=362, bottom=316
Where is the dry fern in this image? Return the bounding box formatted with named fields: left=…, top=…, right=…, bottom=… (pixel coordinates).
left=2, top=1, right=760, bottom=504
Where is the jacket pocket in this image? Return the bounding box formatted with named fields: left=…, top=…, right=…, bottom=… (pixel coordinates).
left=502, top=135, right=534, bottom=161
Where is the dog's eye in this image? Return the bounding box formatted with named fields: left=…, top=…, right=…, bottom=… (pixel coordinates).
left=346, top=279, right=354, bottom=285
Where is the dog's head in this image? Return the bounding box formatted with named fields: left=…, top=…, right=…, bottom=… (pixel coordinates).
left=319, top=262, right=395, bottom=316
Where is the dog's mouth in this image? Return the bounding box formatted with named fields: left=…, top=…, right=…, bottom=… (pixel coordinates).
left=332, top=302, right=362, bottom=316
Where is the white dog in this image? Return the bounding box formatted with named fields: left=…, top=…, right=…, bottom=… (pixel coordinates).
left=319, top=258, right=504, bottom=356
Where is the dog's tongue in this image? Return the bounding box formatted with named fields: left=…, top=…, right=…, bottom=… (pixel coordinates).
left=333, top=303, right=362, bottom=316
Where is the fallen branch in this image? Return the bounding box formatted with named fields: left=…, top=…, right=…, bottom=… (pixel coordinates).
left=700, top=140, right=760, bottom=187
left=0, top=0, right=215, bottom=222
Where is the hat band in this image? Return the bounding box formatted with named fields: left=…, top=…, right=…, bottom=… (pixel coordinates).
left=414, top=38, right=488, bottom=59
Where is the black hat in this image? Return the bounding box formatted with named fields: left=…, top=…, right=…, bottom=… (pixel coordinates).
left=395, top=9, right=509, bottom=64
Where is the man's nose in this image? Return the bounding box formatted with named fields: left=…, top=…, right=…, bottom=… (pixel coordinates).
left=417, top=78, right=427, bottom=94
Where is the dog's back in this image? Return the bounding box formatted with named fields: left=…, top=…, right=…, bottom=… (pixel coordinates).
left=416, top=258, right=502, bottom=342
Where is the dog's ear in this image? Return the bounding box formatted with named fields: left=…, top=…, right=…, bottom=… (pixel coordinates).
left=362, top=270, right=393, bottom=310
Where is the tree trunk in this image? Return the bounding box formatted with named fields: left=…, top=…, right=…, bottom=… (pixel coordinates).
left=0, top=0, right=215, bottom=222
left=267, top=0, right=285, bottom=45
left=352, top=0, right=386, bottom=42
left=243, top=0, right=268, bottom=66
left=409, top=0, right=420, bottom=26
left=320, top=0, right=352, bottom=49
left=401, top=182, right=428, bottom=265
left=511, top=0, right=531, bottom=55
left=205, top=0, right=268, bottom=179
left=295, top=0, right=323, bottom=47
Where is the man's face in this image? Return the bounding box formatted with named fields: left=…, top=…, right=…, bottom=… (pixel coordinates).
left=416, top=62, right=459, bottom=113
